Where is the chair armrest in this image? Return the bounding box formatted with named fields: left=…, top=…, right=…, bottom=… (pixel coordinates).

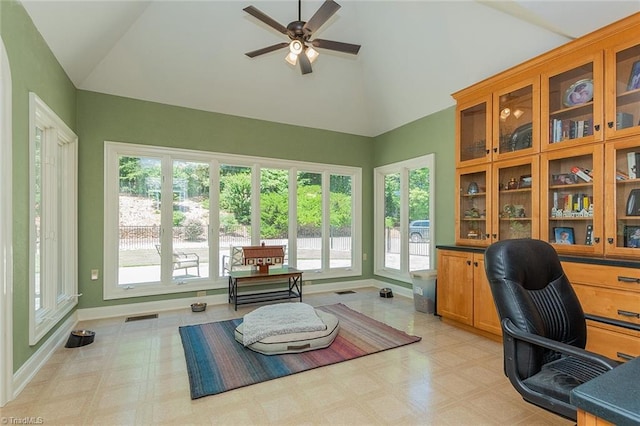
left=502, top=318, right=619, bottom=371
left=175, top=251, right=199, bottom=260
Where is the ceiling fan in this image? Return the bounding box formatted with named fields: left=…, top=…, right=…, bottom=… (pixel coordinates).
left=243, top=0, right=361, bottom=75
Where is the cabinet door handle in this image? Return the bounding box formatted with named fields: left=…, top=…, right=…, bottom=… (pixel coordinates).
left=594, top=237, right=600, bottom=243
left=466, top=260, right=471, bottom=265
left=618, top=276, right=640, bottom=284
left=473, top=262, right=479, bottom=267
left=485, top=149, right=490, bottom=155
left=607, top=238, right=614, bottom=244
left=616, top=352, right=636, bottom=361
left=493, top=148, right=497, bottom=153
left=617, top=309, right=640, bottom=318
left=608, top=121, right=614, bottom=128
left=594, top=124, right=600, bottom=131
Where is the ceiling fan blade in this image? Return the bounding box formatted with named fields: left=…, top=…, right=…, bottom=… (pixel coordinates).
left=303, top=0, right=341, bottom=34
left=298, top=52, right=313, bottom=75
left=311, top=39, right=360, bottom=55
left=243, top=5, right=288, bottom=35
left=245, top=42, right=289, bottom=58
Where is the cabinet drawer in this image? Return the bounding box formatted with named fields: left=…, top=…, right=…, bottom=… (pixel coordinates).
left=573, top=283, right=640, bottom=326
left=562, top=261, right=640, bottom=292
left=586, top=321, right=640, bottom=361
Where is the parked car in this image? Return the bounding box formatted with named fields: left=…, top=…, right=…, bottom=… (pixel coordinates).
left=409, top=220, right=430, bottom=242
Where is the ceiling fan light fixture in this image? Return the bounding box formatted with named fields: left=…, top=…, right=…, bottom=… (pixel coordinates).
left=285, top=51, right=298, bottom=66
left=305, top=46, right=319, bottom=63
left=289, top=40, right=303, bottom=55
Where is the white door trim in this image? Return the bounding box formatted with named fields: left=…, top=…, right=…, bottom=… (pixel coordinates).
left=0, top=35, right=14, bottom=407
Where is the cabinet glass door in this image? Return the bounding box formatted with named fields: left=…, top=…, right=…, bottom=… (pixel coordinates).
left=542, top=54, right=603, bottom=149
left=494, top=78, right=538, bottom=160
left=608, top=42, right=640, bottom=138
left=456, top=165, right=490, bottom=246
left=457, top=96, right=491, bottom=166
left=493, top=158, right=538, bottom=241
left=605, top=140, right=640, bottom=256
left=541, top=145, right=603, bottom=256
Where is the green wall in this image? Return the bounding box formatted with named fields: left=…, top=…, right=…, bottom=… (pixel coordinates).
left=1, top=0, right=77, bottom=370
left=373, top=107, right=457, bottom=247
left=2, top=0, right=457, bottom=373
left=75, top=91, right=374, bottom=309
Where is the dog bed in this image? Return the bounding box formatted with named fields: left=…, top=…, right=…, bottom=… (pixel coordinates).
left=235, top=309, right=339, bottom=355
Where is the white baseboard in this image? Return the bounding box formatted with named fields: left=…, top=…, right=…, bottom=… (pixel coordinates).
left=76, top=278, right=408, bottom=321
left=12, top=314, right=77, bottom=399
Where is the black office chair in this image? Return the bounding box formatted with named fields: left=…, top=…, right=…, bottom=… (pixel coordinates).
left=483, top=239, right=619, bottom=421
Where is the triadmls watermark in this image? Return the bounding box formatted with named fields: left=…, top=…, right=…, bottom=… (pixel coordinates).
left=1, top=417, right=44, bottom=425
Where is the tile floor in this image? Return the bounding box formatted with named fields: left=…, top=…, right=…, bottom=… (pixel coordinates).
left=1, top=287, right=573, bottom=425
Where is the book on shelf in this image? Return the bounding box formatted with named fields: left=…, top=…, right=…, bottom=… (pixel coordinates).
left=616, top=112, right=634, bottom=130
left=617, top=169, right=629, bottom=180
left=628, top=152, right=640, bottom=179
left=571, top=166, right=592, bottom=182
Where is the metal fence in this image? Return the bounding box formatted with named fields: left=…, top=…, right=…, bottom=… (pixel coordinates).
left=118, top=224, right=353, bottom=251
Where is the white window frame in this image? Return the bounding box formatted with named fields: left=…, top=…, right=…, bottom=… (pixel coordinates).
left=374, top=154, right=435, bottom=283
left=104, top=142, right=362, bottom=300
left=28, top=93, right=78, bottom=345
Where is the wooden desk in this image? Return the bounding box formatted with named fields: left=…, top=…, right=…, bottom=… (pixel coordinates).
left=228, top=267, right=302, bottom=310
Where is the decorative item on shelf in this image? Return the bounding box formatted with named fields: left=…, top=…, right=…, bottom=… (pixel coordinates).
left=507, top=178, right=519, bottom=190
left=626, top=189, right=640, bottom=216
left=563, top=78, right=593, bottom=107
left=627, top=60, right=640, bottom=91
left=585, top=225, right=594, bottom=245
left=463, top=207, right=481, bottom=218
left=508, top=221, right=531, bottom=239
left=502, top=204, right=525, bottom=218
left=467, top=181, right=479, bottom=194
left=518, top=174, right=532, bottom=188
left=554, top=227, right=575, bottom=245
left=508, top=122, right=533, bottom=151
left=467, top=221, right=480, bottom=239
left=624, top=225, right=640, bottom=248
left=552, top=173, right=579, bottom=185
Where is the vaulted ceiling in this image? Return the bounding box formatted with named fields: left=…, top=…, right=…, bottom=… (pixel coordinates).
left=20, top=0, right=640, bottom=137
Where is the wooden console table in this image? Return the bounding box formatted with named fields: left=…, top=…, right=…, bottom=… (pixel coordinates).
left=228, top=267, right=302, bottom=310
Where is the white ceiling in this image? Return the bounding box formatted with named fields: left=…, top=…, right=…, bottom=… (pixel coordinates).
left=20, top=0, right=640, bottom=137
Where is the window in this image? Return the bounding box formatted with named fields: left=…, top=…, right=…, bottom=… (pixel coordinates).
left=104, top=143, right=362, bottom=299
left=374, top=154, right=435, bottom=282
left=29, top=93, right=78, bottom=345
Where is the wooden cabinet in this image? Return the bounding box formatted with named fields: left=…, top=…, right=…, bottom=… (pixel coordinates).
left=562, top=260, right=640, bottom=361
left=446, top=13, right=640, bottom=355
left=456, top=157, right=539, bottom=246
left=541, top=50, right=604, bottom=149
left=540, top=144, right=604, bottom=256
left=436, top=250, right=473, bottom=325
left=604, top=138, right=640, bottom=258
left=605, top=39, right=640, bottom=140
left=436, top=249, right=501, bottom=336
left=453, top=13, right=640, bottom=255
left=472, top=255, right=501, bottom=336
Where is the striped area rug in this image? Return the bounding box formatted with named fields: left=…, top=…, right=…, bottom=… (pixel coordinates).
left=178, top=303, right=421, bottom=399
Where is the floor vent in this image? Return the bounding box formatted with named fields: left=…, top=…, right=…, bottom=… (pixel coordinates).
left=335, top=290, right=356, bottom=295
left=125, top=313, right=158, bottom=322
